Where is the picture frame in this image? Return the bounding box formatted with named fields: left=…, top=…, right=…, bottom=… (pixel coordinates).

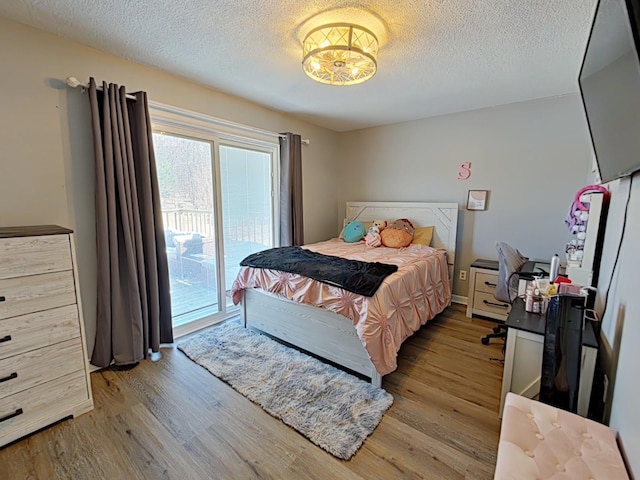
left=467, top=190, right=488, bottom=211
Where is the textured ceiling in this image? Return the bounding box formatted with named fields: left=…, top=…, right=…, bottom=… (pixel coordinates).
left=0, top=0, right=597, bottom=131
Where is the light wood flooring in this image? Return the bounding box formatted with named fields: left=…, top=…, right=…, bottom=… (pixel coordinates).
left=0, top=304, right=505, bottom=480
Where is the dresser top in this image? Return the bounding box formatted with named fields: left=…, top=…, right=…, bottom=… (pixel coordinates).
left=0, top=225, right=73, bottom=238
left=471, top=259, right=499, bottom=270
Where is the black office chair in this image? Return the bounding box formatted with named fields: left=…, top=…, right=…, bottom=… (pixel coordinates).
left=481, top=323, right=508, bottom=345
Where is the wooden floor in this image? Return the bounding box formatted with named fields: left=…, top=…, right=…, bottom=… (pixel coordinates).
left=0, top=304, right=505, bottom=480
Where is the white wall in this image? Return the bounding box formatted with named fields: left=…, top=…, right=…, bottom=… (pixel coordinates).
left=593, top=174, right=640, bottom=473
left=337, top=95, right=594, bottom=295
left=0, top=17, right=340, bottom=357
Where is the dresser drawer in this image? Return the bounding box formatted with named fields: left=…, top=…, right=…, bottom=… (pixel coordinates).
left=475, top=272, right=499, bottom=294
left=0, top=337, right=85, bottom=399
left=0, top=370, right=89, bottom=440
left=0, top=305, right=80, bottom=360
left=0, top=235, right=71, bottom=280
left=0, top=271, right=76, bottom=320
left=473, top=291, right=511, bottom=317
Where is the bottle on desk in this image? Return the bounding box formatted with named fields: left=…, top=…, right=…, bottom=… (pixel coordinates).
left=549, top=254, right=560, bottom=283
left=525, top=283, right=546, bottom=314
left=532, top=288, right=543, bottom=314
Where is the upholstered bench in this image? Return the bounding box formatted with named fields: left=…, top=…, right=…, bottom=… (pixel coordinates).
left=495, top=393, right=629, bottom=479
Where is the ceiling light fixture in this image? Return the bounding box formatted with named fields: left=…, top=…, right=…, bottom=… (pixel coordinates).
left=302, top=23, right=379, bottom=86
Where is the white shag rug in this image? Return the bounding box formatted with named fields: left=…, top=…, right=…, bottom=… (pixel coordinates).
left=177, top=320, right=393, bottom=460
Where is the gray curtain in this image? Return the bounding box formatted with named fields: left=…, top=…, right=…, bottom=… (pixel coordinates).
left=88, top=78, right=173, bottom=368
left=279, top=133, right=304, bottom=246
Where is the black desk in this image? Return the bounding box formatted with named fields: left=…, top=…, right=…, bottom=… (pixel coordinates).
left=499, top=298, right=598, bottom=418
left=506, top=299, right=598, bottom=348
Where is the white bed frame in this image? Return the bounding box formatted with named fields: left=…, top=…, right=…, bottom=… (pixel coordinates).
left=241, top=202, right=459, bottom=387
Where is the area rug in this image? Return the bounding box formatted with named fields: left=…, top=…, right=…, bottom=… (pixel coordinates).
left=177, top=320, right=393, bottom=460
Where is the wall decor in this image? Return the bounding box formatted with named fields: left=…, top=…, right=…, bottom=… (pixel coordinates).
left=467, top=190, right=488, bottom=210
left=457, top=162, right=472, bottom=180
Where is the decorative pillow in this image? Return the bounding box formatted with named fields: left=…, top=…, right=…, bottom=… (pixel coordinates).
left=412, top=226, right=434, bottom=246
left=339, top=219, right=372, bottom=239
left=343, top=221, right=366, bottom=243
left=495, top=242, right=528, bottom=303
left=380, top=219, right=415, bottom=248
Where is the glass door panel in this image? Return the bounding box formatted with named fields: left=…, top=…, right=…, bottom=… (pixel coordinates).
left=219, top=145, right=274, bottom=307
left=153, top=132, right=219, bottom=327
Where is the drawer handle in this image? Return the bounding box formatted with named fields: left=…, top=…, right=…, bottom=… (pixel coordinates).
left=0, top=408, right=23, bottom=424
left=0, top=296, right=5, bottom=302
left=484, top=281, right=497, bottom=288
left=483, top=299, right=509, bottom=309
left=0, top=335, right=11, bottom=343
left=0, top=372, right=17, bottom=383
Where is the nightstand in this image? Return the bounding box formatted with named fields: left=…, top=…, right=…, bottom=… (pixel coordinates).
left=466, top=259, right=511, bottom=321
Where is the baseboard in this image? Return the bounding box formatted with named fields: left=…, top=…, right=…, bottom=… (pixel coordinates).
left=451, top=294, right=468, bottom=305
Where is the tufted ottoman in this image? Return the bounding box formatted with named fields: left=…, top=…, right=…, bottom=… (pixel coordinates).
left=495, top=393, right=629, bottom=479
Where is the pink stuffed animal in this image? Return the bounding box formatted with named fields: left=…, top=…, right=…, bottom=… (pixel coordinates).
left=364, top=220, right=387, bottom=247
left=364, top=225, right=382, bottom=247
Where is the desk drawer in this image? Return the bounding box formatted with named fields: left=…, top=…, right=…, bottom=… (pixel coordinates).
left=0, top=235, right=71, bottom=280
left=475, top=272, right=499, bottom=294
left=0, top=271, right=76, bottom=320
left=473, top=291, right=511, bottom=317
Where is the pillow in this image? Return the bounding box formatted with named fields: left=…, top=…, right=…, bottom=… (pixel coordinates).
left=380, top=228, right=412, bottom=248
left=412, top=226, right=434, bottom=246
left=339, top=219, right=372, bottom=239
left=380, top=219, right=415, bottom=248
left=343, top=221, right=366, bottom=243
left=494, top=242, right=528, bottom=303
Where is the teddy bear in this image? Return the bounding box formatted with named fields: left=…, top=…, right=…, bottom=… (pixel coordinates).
left=372, top=219, right=387, bottom=231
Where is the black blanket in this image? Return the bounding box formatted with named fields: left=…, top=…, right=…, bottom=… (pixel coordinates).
left=240, top=246, right=398, bottom=297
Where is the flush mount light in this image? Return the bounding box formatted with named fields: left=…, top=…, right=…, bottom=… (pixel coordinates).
left=302, top=23, right=379, bottom=86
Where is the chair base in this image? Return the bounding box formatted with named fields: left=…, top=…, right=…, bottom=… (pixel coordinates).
left=481, top=325, right=507, bottom=345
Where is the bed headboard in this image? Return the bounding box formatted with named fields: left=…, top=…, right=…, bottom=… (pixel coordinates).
left=346, top=201, right=459, bottom=283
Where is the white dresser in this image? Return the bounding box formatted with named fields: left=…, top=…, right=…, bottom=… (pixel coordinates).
left=0, top=226, right=93, bottom=447
left=466, top=259, right=511, bottom=321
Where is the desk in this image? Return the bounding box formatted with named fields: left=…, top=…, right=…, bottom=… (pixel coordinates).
left=499, top=298, right=598, bottom=418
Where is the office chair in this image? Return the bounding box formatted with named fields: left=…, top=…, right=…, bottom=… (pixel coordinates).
left=481, top=323, right=508, bottom=345
left=481, top=242, right=536, bottom=346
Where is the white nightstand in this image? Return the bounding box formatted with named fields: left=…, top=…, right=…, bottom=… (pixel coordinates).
left=466, top=259, right=511, bottom=321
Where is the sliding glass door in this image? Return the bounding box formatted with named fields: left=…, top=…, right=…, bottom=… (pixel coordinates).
left=154, top=132, right=219, bottom=328
left=153, top=127, right=278, bottom=331
left=219, top=144, right=275, bottom=308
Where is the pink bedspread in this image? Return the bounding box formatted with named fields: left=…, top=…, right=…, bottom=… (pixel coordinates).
left=231, top=238, right=451, bottom=375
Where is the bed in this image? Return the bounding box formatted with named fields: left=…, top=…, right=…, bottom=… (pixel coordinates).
left=231, top=201, right=459, bottom=387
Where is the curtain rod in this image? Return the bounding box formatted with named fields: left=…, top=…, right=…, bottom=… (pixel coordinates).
left=66, top=76, right=138, bottom=101
left=65, top=77, right=310, bottom=145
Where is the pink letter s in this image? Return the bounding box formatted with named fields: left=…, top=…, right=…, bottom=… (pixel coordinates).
left=457, top=162, right=472, bottom=180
